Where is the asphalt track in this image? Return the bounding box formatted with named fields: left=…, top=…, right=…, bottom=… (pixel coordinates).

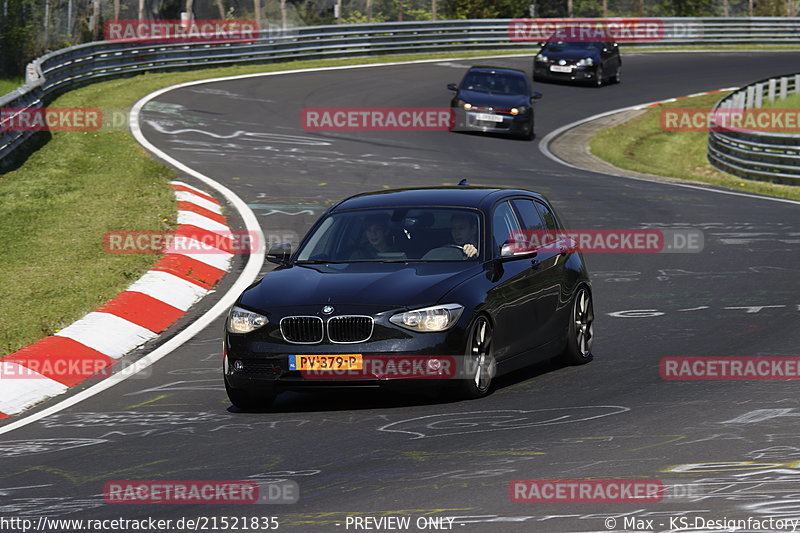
left=2, top=52, right=800, bottom=533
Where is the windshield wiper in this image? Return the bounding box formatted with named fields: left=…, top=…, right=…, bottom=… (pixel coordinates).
left=294, top=260, right=347, bottom=264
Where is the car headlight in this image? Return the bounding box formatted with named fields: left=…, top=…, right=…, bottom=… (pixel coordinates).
left=457, top=100, right=472, bottom=110
left=536, top=54, right=548, bottom=62
left=227, top=306, right=268, bottom=334
left=510, top=106, right=529, bottom=116
left=577, top=57, right=594, bottom=67
left=390, top=304, right=464, bottom=332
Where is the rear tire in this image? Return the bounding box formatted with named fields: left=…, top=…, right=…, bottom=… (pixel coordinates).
left=225, top=377, right=276, bottom=411
left=557, top=286, right=594, bottom=365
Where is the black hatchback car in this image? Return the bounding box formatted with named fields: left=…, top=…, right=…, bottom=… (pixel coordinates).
left=223, top=186, right=593, bottom=409
left=533, top=40, right=621, bottom=86
left=448, top=66, right=542, bottom=139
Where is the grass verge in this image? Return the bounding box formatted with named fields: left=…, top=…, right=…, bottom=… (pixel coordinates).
left=0, top=77, right=25, bottom=96
left=589, top=92, right=800, bottom=201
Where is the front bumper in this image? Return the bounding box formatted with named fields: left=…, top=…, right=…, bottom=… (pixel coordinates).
left=452, top=108, right=532, bottom=136
left=224, top=317, right=471, bottom=394
left=534, top=63, right=596, bottom=82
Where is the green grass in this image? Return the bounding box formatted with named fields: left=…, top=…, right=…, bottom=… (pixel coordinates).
left=761, top=92, right=800, bottom=109
left=0, top=76, right=25, bottom=96
left=589, top=92, right=800, bottom=201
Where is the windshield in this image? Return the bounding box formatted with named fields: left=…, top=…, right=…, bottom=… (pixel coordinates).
left=544, top=41, right=603, bottom=51
left=460, top=72, right=528, bottom=95
left=295, top=207, right=483, bottom=263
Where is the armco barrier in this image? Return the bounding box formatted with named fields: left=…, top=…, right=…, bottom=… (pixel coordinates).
left=3, top=17, right=800, bottom=166
left=708, top=73, right=800, bottom=185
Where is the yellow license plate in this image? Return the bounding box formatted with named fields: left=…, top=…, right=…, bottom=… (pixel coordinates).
left=289, top=354, right=363, bottom=371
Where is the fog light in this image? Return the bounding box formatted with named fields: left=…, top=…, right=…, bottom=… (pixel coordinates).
left=233, top=360, right=244, bottom=371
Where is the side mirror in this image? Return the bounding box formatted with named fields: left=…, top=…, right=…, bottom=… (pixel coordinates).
left=500, top=240, right=537, bottom=259
left=447, top=83, right=458, bottom=91
left=266, top=243, right=291, bottom=265
left=531, top=91, right=543, bottom=102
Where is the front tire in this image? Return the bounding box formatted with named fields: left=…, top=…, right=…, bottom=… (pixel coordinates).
left=456, top=316, right=496, bottom=399
left=558, top=286, right=594, bottom=365
left=594, top=66, right=604, bottom=87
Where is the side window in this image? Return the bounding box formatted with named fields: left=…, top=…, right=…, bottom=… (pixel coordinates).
left=492, top=201, right=521, bottom=255
left=535, top=201, right=559, bottom=230
left=511, top=199, right=544, bottom=230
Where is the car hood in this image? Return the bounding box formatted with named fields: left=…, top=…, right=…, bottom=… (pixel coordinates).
left=541, top=48, right=600, bottom=62
left=239, top=262, right=483, bottom=312
left=457, top=89, right=530, bottom=109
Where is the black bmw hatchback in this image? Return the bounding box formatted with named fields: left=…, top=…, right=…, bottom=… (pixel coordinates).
left=223, top=186, right=593, bottom=409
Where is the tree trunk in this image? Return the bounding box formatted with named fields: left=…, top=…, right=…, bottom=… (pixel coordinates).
left=253, top=0, right=261, bottom=29
left=366, top=0, right=372, bottom=22
left=398, top=0, right=403, bottom=21
left=113, top=0, right=120, bottom=20
left=602, top=0, right=607, bottom=17
left=215, top=0, right=225, bottom=19
left=280, top=0, right=286, bottom=29
left=139, top=0, right=145, bottom=21
left=567, top=0, right=573, bottom=17
left=432, top=0, right=437, bottom=20
left=43, top=0, right=50, bottom=48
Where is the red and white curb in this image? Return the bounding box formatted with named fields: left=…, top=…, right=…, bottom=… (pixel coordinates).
left=0, top=180, right=233, bottom=418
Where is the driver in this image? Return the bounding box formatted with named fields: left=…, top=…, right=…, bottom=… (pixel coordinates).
left=450, top=214, right=479, bottom=258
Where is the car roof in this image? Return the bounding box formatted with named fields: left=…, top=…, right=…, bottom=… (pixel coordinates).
left=332, top=186, right=548, bottom=211
left=465, top=66, right=528, bottom=77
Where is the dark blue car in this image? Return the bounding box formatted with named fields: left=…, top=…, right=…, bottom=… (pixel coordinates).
left=448, top=66, right=542, bottom=139
left=223, top=186, right=593, bottom=409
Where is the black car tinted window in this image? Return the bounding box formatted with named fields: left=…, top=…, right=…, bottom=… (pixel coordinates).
left=511, top=199, right=544, bottom=231
left=461, top=72, right=527, bottom=95
left=296, top=208, right=482, bottom=262
left=535, top=201, right=559, bottom=230
left=492, top=201, right=521, bottom=254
